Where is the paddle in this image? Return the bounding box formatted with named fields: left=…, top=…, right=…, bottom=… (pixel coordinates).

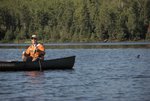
left=38, top=58, right=42, bottom=71
left=34, top=47, right=43, bottom=72
left=33, top=34, right=44, bottom=72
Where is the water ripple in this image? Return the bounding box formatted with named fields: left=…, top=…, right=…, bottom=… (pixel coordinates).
left=0, top=48, right=150, bottom=101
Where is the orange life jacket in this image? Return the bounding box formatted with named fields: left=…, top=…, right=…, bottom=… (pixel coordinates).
left=25, top=43, right=45, bottom=59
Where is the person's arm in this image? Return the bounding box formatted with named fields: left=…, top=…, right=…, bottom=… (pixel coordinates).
left=23, top=46, right=31, bottom=56
left=36, top=44, right=45, bottom=57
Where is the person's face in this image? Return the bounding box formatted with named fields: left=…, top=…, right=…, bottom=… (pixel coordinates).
left=31, top=38, right=37, bottom=44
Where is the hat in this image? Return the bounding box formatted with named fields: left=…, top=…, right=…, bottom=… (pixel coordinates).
left=31, top=35, right=37, bottom=39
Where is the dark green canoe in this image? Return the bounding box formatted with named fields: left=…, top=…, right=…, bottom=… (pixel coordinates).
left=0, top=56, right=75, bottom=71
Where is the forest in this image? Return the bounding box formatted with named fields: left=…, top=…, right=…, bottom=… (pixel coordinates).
left=0, top=0, right=150, bottom=43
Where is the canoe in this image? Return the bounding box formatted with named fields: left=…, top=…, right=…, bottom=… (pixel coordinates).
left=0, top=56, right=75, bottom=71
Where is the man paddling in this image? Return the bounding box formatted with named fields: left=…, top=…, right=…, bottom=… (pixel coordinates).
left=22, top=35, right=45, bottom=62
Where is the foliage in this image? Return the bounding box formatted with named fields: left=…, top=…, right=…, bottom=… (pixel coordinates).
left=0, top=0, right=150, bottom=42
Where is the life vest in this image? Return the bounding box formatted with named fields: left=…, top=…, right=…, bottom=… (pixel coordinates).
left=25, top=43, right=45, bottom=59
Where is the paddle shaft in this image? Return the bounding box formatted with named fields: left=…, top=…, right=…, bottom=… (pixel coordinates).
left=33, top=45, right=42, bottom=71
left=38, top=59, right=42, bottom=71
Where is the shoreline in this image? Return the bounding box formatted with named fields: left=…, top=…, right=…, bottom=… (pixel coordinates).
left=0, top=41, right=150, bottom=45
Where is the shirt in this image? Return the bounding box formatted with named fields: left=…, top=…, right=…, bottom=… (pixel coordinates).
left=25, top=43, right=45, bottom=59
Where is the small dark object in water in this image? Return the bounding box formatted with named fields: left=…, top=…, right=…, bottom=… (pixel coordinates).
left=137, top=55, right=140, bottom=58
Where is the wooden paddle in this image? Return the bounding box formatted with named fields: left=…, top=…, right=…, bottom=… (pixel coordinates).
left=34, top=46, right=43, bottom=72
left=38, top=58, right=42, bottom=71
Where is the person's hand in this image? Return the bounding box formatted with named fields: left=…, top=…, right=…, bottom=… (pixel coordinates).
left=34, top=47, right=38, bottom=53
left=35, top=48, right=39, bottom=52
left=32, top=57, right=38, bottom=61
left=22, top=51, right=25, bottom=55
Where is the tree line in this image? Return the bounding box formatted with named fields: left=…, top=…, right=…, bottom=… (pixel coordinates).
left=0, top=0, right=150, bottom=43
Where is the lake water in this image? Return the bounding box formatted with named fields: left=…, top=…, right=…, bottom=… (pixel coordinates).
left=0, top=43, right=150, bottom=101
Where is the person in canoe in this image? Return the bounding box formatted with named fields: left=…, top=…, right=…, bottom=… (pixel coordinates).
left=22, top=35, right=45, bottom=62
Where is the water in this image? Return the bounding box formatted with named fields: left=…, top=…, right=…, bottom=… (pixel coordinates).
left=0, top=43, right=150, bottom=101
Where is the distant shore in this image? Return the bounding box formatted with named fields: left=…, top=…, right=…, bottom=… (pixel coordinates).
left=0, top=42, right=150, bottom=49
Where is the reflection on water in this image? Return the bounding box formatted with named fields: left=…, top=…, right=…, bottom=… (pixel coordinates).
left=24, top=71, right=46, bottom=86
left=25, top=71, right=44, bottom=78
